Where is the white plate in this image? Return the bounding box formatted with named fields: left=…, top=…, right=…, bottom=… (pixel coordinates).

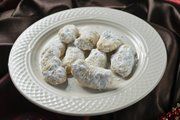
left=8, top=7, right=167, bottom=116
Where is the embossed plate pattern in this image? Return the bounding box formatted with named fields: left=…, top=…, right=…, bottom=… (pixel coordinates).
left=8, top=7, right=167, bottom=116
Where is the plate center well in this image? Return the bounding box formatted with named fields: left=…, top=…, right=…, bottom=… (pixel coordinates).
left=27, top=19, right=146, bottom=97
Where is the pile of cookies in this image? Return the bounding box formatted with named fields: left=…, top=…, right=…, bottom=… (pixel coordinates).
left=40, top=24, right=137, bottom=90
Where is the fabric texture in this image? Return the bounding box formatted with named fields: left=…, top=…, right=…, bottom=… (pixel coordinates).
left=0, top=0, right=179, bottom=119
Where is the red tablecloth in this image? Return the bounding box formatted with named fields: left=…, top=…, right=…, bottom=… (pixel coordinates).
left=0, top=0, right=179, bottom=119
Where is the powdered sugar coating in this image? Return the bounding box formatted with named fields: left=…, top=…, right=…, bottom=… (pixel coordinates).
left=71, top=59, right=120, bottom=90
left=111, top=44, right=137, bottom=78
left=41, top=41, right=65, bottom=59
left=85, top=49, right=107, bottom=68
left=97, top=31, right=123, bottom=52
left=74, top=30, right=100, bottom=50
left=51, top=39, right=66, bottom=57
left=40, top=39, right=67, bottom=85
left=62, top=46, right=85, bottom=74
left=40, top=25, right=137, bottom=88
left=58, top=25, right=79, bottom=44
left=41, top=56, right=62, bottom=70
left=41, top=56, right=66, bottom=85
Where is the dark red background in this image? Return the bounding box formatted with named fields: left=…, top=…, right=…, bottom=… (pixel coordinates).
left=0, top=0, right=179, bottom=120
